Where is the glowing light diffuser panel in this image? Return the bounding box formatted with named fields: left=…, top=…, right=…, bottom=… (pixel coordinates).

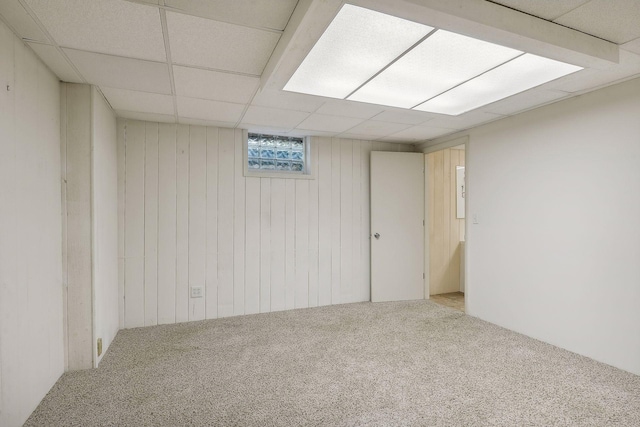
left=348, top=30, right=522, bottom=109
left=415, top=54, right=582, bottom=115
left=283, top=4, right=583, bottom=116
left=283, top=4, right=432, bottom=99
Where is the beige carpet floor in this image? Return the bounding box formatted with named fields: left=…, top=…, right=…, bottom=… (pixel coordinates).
left=26, top=300, right=640, bottom=426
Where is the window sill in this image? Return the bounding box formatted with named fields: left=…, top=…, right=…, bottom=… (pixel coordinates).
left=243, top=170, right=315, bottom=180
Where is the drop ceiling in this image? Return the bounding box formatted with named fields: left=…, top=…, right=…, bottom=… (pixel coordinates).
left=1, top=0, right=639, bottom=144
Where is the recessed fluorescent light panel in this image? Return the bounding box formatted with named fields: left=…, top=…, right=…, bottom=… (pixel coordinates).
left=414, top=54, right=581, bottom=115
left=284, top=4, right=582, bottom=115
left=283, top=4, right=433, bottom=99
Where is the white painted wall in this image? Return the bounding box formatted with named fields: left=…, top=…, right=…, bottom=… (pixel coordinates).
left=0, top=21, right=64, bottom=427
left=60, top=83, right=93, bottom=370
left=91, top=87, right=119, bottom=365
left=118, top=119, right=414, bottom=327
left=61, top=84, right=119, bottom=369
left=466, top=77, right=640, bottom=375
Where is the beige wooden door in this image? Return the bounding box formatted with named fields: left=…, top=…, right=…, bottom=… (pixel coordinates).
left=370, top=152, right=425, bottom=302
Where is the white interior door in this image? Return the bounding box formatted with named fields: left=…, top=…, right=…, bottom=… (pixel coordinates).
left=371, top=152, right=425, bottom=302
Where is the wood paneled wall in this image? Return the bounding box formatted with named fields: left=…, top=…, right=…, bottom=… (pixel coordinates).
left=427, top=148, right=465, bottom=295
left=0, top=21, right=64, bottom=427
left=60, top=83, right=93, bottom=370
left=61, top=84, right=119, bottom=370
left=118, top=119, right=414, bottom=328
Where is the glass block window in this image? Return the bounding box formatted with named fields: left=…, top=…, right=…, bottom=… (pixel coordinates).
left=248, top=133, right=305, bottom=173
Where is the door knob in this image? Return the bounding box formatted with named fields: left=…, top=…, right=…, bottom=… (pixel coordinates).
left=374, top=233, right=380, bottom=239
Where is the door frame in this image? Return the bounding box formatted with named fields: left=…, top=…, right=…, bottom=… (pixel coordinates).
left=421, top=135, right=469, bottom=307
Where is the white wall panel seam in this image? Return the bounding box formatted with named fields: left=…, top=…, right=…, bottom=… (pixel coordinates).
left=143, top=122, right=147, bottom=326
left=90, top=87, right=95, bottom=367
left=122, top=122, right=127, bottom=328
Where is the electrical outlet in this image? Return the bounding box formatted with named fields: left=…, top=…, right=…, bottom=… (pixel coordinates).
left=97, top=338, right=102, bottom=357
left=190, top=286, right=203, bottom=298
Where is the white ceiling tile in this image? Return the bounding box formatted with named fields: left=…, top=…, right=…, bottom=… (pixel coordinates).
left=554, top=0, right=640, bottom=44
left=24, top=0, right=166, bottom=61
left=240, top=125, right=293, bottom=136
left=490, top=0, right=590, bottom=20
left=545, top=50, right=640, bottom=93
left=483, top=90, right=568, bottom=116
left=173, top=66, right=259, bottom=103
left=101, top=87, right=174, bottom=115
left=178, top=117, right=237, bottom=128
left=425, top=111, right=504, bottom=130
left=177, top=96, right=245, bottom=123
left=343, top=120, right=412, bottom=137
left=314, top=100, right=385, bottom=119
left=296, top=114, right=364, bottom=133
left=622, top=37, right=640, bottom=56
left=240, top=106, right=308, bottom=129
left=338, top=133, right=381, bottom=141
left=165, top=0, right=298, bottom=31
left=0, top=0, right=49, bottom=42
left=28, top=43, right=83, bottom=83
left=251, top=88, right=325, bottom=112
left=167, top=11, right=280, bottom=74
left=371, top=109, right=435, bottom=125
left=386, top=125, right=456, bottom=142
left=378, top=135, right=417, bottom=143
left=63, top=48, right=172, bottom=94
left=288, top=129, right=337, bottom=137
left=115, top=110, right=175, bottom=124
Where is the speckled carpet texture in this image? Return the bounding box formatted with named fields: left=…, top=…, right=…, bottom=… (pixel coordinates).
left=26, top=300, right=640, bottom=426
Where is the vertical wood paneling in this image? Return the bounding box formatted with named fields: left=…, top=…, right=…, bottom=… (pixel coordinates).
left=175, top=125, right=189, bottom=323
left=443, top=149, right=452, bottom=291
left=124, top=121, right=145, bottom=328
left=427, top=152, right=435, bottom=297
left=245, top=177, right=261, bottom=315
left=157, top=124, right=177, bottom=324
left=217, top=128, right=235, bottom=317
left=259, top=179, right=271, bottom=312
left=360, top=141, right=372, bottom=302
left=449, top=150, right=461, bottom=295
left=351, top=140, right=362, bottom=302
left=116, top=120, right=126, bottom=328
left=233, top=131, right=246, bottom=316
left=205, top=127, right=219, bottom=319
left=459, top=154, right=466, bottom=240
left=144, top=122, right=159, bottom=326
left=2, top=34, right=19, bottom=414
left=120, top=123, right=405, bottom=326
left=295, top=180, right=309, bottom=308
left=1, top=29, right=65, bottom=425
left=331, top=138, right=341, bottom=304
left=189, top=126, right=206, bottom=321
left=308, top=140, right=320, bottom=307
left=428, top=148, right=466, bottom=295
left=340, top=140, right=353, bottom=303
left=62, top=83, right=93, bottom=368
left=270, top=178, right=286, bottom=311
left=431, top=150, right=444, bottom=295
left=317, top=138, right=332, bottom=306
left=284, top=179, right=296, bottom=310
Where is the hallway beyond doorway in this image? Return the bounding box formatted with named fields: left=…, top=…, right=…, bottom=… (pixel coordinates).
left=431, top=292, right=464, bottom=312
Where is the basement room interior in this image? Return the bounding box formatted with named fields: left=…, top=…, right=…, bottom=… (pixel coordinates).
left=1, top=0, right=639, bottom=425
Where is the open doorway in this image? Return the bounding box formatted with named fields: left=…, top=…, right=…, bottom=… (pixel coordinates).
left=426, top=144, right=465, bottom=312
